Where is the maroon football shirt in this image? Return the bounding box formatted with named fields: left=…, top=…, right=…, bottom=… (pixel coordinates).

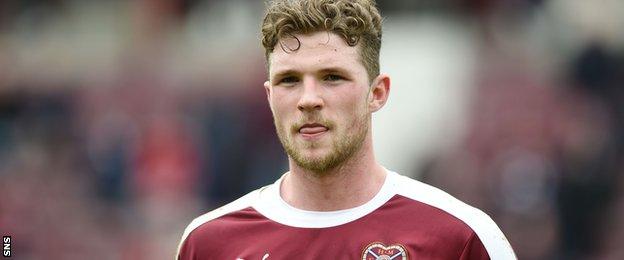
left=177, top=170, right=516, bottom=259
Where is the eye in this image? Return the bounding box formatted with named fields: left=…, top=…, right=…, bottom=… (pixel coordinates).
left=324, top=74, right=344, bottom=81
left=278, top=76, right=299, bottom=85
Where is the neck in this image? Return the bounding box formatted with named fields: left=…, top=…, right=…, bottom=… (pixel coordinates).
left=280, top=135, right=387, bottom=211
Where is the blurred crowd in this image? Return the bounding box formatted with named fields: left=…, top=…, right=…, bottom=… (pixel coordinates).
left=0, top=0, right=623, bottom=259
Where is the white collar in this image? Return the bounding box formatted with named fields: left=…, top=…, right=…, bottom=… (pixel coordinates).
left=253, top=169, right=398, bottom=228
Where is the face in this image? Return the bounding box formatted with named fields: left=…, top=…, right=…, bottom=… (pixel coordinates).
left=265, top=31, right=373, bottom=174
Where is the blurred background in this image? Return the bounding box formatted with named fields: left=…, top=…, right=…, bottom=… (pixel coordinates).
left=0, top=0, right=622, bottom=259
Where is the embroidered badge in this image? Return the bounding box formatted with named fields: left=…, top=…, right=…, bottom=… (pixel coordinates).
left=362, top=242, right=408, bottom=260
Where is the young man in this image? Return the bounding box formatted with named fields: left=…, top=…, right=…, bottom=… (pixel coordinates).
left=177, top=0, right=516, bottom=259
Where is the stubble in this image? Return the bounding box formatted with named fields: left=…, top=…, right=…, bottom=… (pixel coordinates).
left=274, top=111, right=369, bottom=175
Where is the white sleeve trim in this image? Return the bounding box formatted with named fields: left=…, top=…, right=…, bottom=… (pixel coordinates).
left=174, top=189, right=262, bottom=259
left=394, top=174, right=517, bottom=260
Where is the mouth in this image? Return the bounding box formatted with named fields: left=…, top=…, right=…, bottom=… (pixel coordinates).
left=298, top=123, right=329, bottom=139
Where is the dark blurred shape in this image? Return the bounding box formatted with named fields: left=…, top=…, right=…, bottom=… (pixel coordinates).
left=554, top=41, right=624, bottom=259
left=572, top=42, right=621, bottom=97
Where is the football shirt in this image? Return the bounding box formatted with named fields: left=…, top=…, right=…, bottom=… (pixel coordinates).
left=177, top=170, right=516, bottom=259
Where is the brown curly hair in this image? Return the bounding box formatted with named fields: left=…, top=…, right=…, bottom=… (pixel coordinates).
left=261, top=0, right=383, bottom=83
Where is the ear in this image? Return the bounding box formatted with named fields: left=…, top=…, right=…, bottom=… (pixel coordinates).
left=264, top=80, right=273, bottom=111
left=368, top=74, right=390, bottom=112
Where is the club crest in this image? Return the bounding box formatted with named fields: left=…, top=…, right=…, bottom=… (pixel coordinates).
left=361, top=242, right=408, bottom=260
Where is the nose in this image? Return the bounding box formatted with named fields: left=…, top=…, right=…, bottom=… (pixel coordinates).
left=297, top=77, right=324, bottom=112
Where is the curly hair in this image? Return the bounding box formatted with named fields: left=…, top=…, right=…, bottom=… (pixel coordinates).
left=261, top=0, right=383, bottom=83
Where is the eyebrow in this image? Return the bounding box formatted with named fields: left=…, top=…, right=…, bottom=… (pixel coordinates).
left=318, top=67, right=350, bottom=75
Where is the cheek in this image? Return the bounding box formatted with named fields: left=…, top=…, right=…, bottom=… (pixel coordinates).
left=270, top=93, right=297, bottom=128
left=270, top=92, right=289, bottom=114
left=342, top=90, right=368, bottom=115
left=330, top=94, right=366, bottom=130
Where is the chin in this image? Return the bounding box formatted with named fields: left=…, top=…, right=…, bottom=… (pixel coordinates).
left=299, top=149, right=330, bottom=160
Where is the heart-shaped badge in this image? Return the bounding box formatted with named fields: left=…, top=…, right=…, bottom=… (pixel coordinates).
left=361, top=242, right=408, bottom=260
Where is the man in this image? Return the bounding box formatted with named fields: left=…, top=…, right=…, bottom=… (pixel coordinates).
left=177, top=0, right=517, bottom=259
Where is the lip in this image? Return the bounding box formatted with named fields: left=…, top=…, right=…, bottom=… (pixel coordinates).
left=298, top=123, right=329, bottom=139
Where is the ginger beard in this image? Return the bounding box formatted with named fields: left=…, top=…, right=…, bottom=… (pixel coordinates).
left=273, top=102, right=369, bottom=175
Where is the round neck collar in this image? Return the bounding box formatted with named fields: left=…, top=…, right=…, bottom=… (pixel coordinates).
left=253, top=169, right=398, bottom=228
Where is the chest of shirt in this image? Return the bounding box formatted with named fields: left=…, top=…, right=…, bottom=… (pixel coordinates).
left=187, top=211, right=473, bottom=259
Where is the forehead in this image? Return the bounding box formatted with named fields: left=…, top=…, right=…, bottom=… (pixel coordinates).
left=269, top=31, right=365, bottom=76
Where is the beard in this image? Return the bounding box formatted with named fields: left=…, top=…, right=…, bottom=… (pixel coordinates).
left=274, top=111, right=369, bottom=175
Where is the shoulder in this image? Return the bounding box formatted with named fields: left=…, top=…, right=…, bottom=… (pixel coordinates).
left=390, top=172, right=517, bottom=259
left=175, top=188, right=264, bottom=259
